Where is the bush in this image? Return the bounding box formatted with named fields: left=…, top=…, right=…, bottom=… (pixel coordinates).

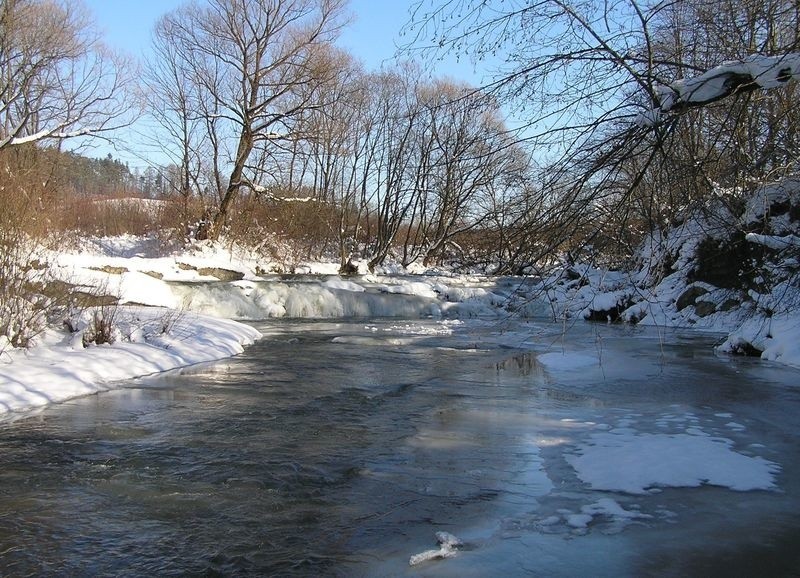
left=0, top=148, right=58, bottom=347
left=80, top=306, right=121, bottom=347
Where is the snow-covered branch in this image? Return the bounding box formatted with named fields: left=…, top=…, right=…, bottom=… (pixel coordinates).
left=3, top=126, right=106, bottom=147
left=637, top=53, right=800, bottom=127
left=248, top=182, right=317, bottom=203
left=745, top=232, right=800, bottom=250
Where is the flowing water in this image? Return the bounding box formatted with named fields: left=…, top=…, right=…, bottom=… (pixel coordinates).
left=0, top=317, right=799, bottom=576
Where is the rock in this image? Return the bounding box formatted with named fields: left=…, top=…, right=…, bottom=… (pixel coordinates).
left=197, top=267, right=245, bottom=281
left=676, top=285, right=708, bottom=311
left=144, top=271, right=164, bottom=280
left=729, top=341, right=763, bottom=357
left=585, top=298, right=633, bottom=323
left=719, top=298, right=740, bottom=312
left=694, top=300, right=717, bottom=317
left=72, top=291, right=119, bottom=307
left=90, top=265, right=128, bottom=275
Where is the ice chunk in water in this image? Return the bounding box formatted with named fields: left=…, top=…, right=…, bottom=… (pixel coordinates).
left=408, top=531, right=464, bottom=566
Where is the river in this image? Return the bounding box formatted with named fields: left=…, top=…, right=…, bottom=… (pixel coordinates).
left=0, top=317, right=798, bottom=576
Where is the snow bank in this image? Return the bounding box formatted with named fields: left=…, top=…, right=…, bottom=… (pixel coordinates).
left=530, top=177, right=800, bottom=370
left=719, top=311, right=800, bottom=367
left=0, top=307, right=261, bottom=416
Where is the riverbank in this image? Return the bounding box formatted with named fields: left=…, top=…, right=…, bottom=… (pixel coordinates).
left=1, top=230, right=798, bottom=418
left=0, top=307, right=261, bottom=416
left=0, top=234, right=525, bottom=418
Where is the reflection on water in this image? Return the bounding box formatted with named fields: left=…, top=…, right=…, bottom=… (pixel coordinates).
left=0, top=319, right=799, bottom=576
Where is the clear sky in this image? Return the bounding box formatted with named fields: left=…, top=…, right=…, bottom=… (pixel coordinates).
left=84, top=0, right=481, bottom=78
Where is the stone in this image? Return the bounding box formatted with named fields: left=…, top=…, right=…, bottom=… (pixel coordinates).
left=89, top=265, right=128, bottom=275
left=197, top=267, right=245, bottom=281
left=676, top=285, right=708, bottom=311
left=719, top=298, right=740, bottom=312
left=694, top=300, right=717, bottom=317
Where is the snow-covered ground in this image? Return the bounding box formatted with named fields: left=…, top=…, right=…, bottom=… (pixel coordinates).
left=539, top=178, right=800, bottom=370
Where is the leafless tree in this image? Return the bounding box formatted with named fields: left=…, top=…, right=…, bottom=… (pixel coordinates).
left=410, top=81, right=522, bottom=267
left=146, top=15, right=209, bottom=235
left=151, top=0, right=347, bottom=240
left=405, top=0, right=800, bottom=268
left=365, top=65, right=427, bottom=270
left=0, top=0, right=133, bottom=150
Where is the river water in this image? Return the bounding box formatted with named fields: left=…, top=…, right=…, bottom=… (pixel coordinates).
left=0, top=317, right=799, bottom=576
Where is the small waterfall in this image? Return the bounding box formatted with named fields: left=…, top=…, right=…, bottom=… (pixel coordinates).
left=167, top=275, right=547, bottom=321
left=170, top=279, right=440, bottom=320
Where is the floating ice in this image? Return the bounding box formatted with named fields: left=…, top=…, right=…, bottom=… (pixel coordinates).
left=567, top=430, right=780, bottom=494
left=566, top=498, right=653, bottom=534
left=537, top=351, right=599, bottom=371
left=409, top=531, right=464, bottom=566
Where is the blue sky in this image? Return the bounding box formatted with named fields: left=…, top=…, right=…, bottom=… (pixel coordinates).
left=84, top=0, right=482, bottom=79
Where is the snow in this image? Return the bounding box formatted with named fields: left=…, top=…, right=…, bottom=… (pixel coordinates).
left=566, top=430, right=780, bottom=494
left=746, top=232, right=800, bottom=250
left=530, top=176, right=800, bottom=369
left=0, top=307, right=261, bottom=416
left=560, top=498, right=653, bottom=534
left=719, top=311, right=800, bottom=367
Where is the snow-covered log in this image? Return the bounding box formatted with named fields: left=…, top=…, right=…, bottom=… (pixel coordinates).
left=637, top=53, right=800, bottom=127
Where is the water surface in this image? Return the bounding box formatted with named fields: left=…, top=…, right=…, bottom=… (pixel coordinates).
left=0, top=318, right=798, bottom=576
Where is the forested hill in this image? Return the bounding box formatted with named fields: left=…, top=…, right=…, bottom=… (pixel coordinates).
left=3, top=146, right=165, bottom=199
left=56, top=151, right=168, bottom=198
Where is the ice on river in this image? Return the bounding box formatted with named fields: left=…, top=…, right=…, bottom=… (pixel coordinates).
left=565, top=416, right=780, bottom=495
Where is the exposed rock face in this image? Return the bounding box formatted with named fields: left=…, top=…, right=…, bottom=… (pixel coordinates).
left=690, top=232, right=765, bottom=290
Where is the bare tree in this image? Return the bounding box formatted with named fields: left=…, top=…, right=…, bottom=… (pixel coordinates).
left=405, top=0, right=800, bottom=268
left=146, top=15, right=209, bottom=235
left=0, top=0, right=133, bottom=150
left=151, top=0, right=347, bottom=240
left=411, top=81, right=522, bottom=267
left=366, top=65, right=426, bottom=270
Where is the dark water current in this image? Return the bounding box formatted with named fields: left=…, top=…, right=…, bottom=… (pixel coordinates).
left=0, top=318, right=799, bottom=576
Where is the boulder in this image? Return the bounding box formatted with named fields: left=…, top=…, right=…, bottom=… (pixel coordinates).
left=676, top=285, right=708, bottom=311
left=694, top=300, right=717, bottom=317
left=197, top=267, right=245, bottom=281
